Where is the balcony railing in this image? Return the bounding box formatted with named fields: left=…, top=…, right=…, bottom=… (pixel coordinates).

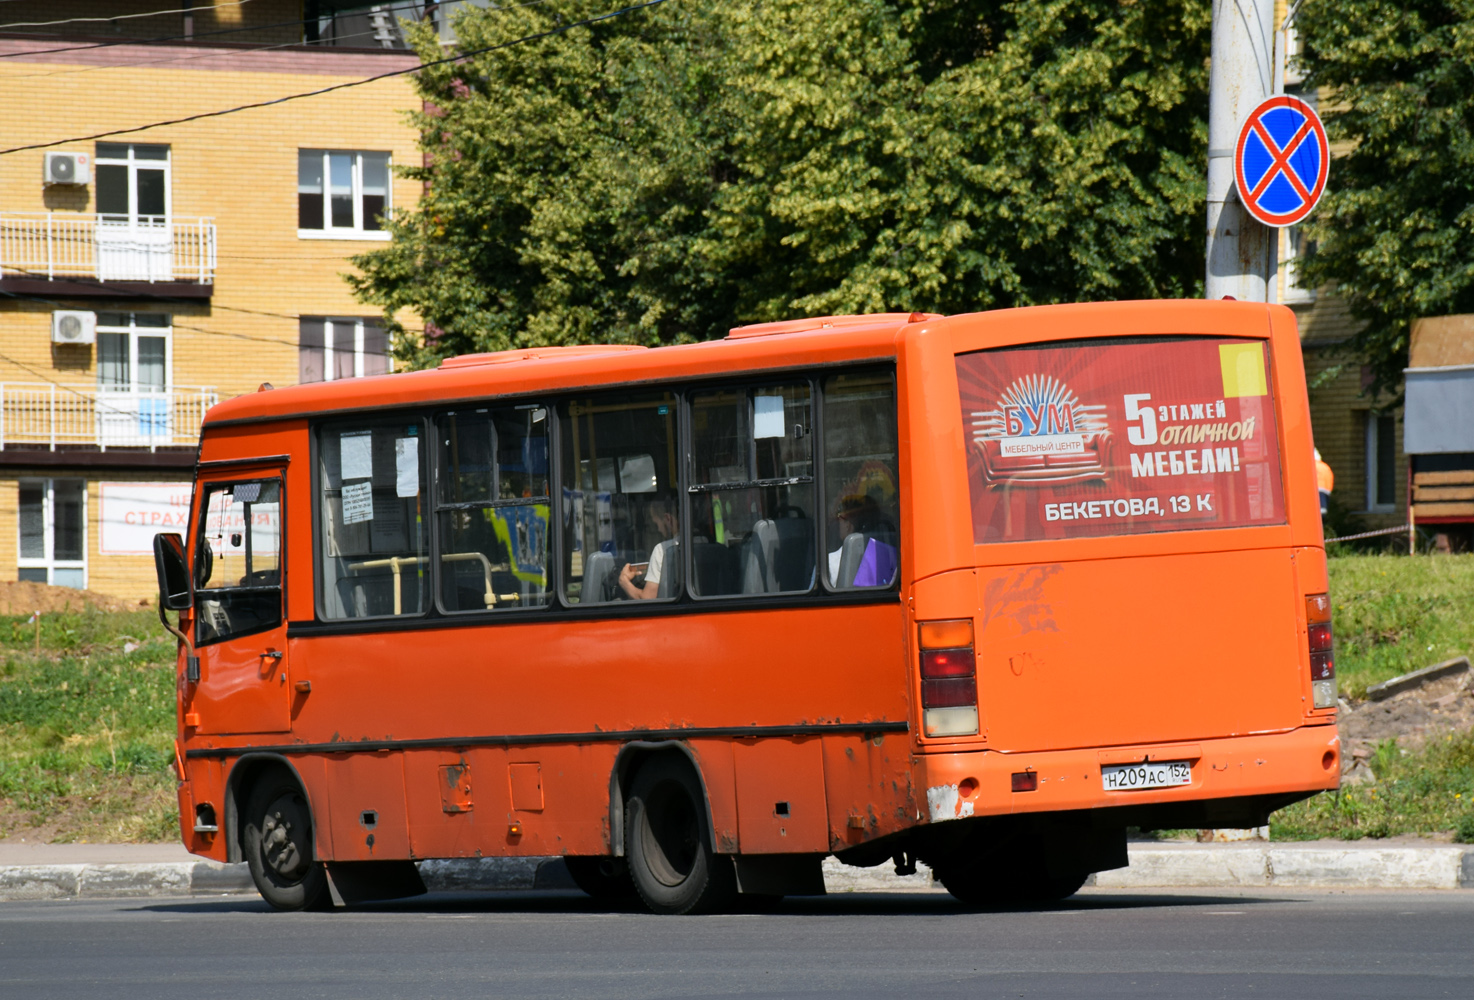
left=0, top=213, right=217, bottom=284
left=0, top=384, right=219, bottom=451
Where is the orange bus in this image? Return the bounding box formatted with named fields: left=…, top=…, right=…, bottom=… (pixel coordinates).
left=153, top=300, right=1339, bottom=913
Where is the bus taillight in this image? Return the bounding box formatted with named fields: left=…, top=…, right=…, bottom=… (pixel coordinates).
left=1307, top=593, right=1336, bottom=709
left=919, top=620, right=978, bottom=737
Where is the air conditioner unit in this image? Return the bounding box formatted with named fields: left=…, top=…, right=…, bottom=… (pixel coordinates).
left=52, top=311, right=96, bottom=345
left=43, top=152, right=90, bottom=186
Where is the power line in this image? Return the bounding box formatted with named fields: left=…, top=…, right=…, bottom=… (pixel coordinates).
left=0, top=23, right=394, bottom=81
left=0, top=0, right=549, bottom=81
left=0, top=0, right=669, bottom=155
left=0, top=0, right=546, bottom=61
left=0, top=3, right=410, bottom=59
left=0, top=0, right=257, bottom=32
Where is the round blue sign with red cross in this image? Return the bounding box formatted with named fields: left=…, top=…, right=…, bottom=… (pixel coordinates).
left=1234, top=94, right=1329, bottom=228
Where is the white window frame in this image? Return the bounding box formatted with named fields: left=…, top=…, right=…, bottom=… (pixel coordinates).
left=1365, top=412, right=1398, bottom=513
left=94, top=143, right=172, bottom=224
left=297, top=149, right=392, bottom=241
left=17, top=478, right=88, bottom=589
left=95, top=312, right=173, bottom=394
left=301, top=317, right=392, bottom=383
left=1281, top=224, right=1316, bottom=303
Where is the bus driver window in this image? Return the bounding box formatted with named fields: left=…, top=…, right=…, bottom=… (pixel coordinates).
left=194, top=479, right=283, bottom=644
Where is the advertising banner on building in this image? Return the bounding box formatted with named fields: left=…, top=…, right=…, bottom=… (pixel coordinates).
left=957, top=337, right=1285, bottom=543
left=99, top=482, right=194, bottom=555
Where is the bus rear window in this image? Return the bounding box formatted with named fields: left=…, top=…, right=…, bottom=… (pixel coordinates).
left=957, top=337, right=1285, bottom=543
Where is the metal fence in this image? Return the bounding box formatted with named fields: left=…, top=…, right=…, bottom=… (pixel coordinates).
left=0, top=384, right=218, bottom=450
left=0, top=213, right=217, bottom=283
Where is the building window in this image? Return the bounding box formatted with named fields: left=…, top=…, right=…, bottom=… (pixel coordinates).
left=297, top=150, right=390, bottom=238
left=1366, top=412, right=1398, bottom=512
left=95, top=313, right=172, bottom=442
left=299, top=318, right=390, bottom=383
left=95, top=144, right=170, bottom=224
left=1282, top=224, right=1317, bottom=303
left=96, top=312, right=171, bottom=393
left=18, top=479, right=87, bottom=589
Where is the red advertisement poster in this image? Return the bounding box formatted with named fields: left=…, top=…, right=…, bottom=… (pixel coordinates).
left=956, top=337, right=1285, bottom=543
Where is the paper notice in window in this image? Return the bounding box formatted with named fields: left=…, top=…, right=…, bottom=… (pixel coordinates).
left=340, top=430, right=373, bottom=482
left=754, top=395, right=785, bottom=439
left=341, top=480, right=373, bottom=524
left=395, top=437, right=419, bottom=497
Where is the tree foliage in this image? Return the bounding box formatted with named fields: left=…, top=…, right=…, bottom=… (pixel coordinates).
left=352, top=0, right=1211, bottom=368
left=1298, top=0, right=1474, bottom=398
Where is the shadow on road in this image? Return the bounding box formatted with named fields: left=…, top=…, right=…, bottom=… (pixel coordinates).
left=133, top=887, right=1293, bottom=918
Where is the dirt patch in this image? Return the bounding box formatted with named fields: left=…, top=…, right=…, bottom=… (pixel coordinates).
left=1339, top=668, right=1474, bottom=779
left=0, top=581, right=147, bottom=616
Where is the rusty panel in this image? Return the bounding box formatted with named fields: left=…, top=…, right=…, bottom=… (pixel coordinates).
left=324, top=752, right=410, bottom=862
left=821, top=731, right=918, bottom=853
left=402, top=750, right=488, bottom=860
left=438, top=761, right=474, bottom=813
left=732, top=738, right=827, bottom=854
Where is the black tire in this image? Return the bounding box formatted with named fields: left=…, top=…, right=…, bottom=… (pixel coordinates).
left=243, top=773, right=330, bottom=911
left=936, top=863, right=1087, bottom=906
left=624, top=756, right=736, bottom=915
left=564, top=856, right=638, bottom=900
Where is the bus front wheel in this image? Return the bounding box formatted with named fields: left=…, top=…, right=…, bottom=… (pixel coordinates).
left=243, top=774, right=329, bottom=911
left=623, top=757, right=735, bottom=915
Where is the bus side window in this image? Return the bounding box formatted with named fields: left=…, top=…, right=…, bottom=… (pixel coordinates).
left=560, top=391, right=680, bottom=604
left=194, top=479, right=282, bottom=645
left=435, top=406, right=551, bottom=613
left=822, top=371, right=899, bottom=590
left=688, top=383, right=815, bottom=597
left=316, top=418, right=429, bottom=619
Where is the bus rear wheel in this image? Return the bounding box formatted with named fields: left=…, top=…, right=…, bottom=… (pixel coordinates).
left=623, top=757, right=735, bottom=915
left=243, top=774, right=329, bottom=911
left=935, top=862, right=1087, bottom=906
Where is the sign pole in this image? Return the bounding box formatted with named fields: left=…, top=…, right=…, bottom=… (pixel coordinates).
left=1206, top=0, right=1277, bottom=302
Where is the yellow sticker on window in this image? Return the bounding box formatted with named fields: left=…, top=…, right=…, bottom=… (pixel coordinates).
left=1219, top=342, right=1268, bottom=397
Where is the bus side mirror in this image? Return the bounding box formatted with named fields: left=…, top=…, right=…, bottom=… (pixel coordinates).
left=154, top=532, right=192, bottom=611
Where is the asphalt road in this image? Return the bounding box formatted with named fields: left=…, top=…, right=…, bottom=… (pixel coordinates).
left=2, top=887, right=1471, bottom=999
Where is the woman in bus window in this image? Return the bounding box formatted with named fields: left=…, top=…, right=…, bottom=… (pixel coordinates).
left=620, top=499, right=679, bottom=600
left=829, top=492, right=898, bottom=588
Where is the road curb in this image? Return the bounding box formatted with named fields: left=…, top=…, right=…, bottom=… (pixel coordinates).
left=2, top=844, right=1470, bottom=901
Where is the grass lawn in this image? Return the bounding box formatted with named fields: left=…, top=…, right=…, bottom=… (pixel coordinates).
left=1271, top=553, right=1474, bottom=841
left=1326, top=552, right=1474, bottom=700
left=0, top=609, right=177, bottom=842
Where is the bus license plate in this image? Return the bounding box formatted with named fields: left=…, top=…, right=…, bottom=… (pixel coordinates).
left=1101, top=760, right=1192, bottom=791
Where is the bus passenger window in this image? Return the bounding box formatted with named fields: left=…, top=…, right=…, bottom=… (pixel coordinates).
left=560, top=391, right=680, bottom=604
left=822, top=371, right=899, bottom=589
left=194, top=479, right=282, bottom=645
left=435, top=406, right=550, bottom=613
left=688, top=384, right=814, bottom=597
left=316, top=418, right=429, bottom=619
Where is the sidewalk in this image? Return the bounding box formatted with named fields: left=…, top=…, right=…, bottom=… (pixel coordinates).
left=0, top=840, right=1470, bottom=902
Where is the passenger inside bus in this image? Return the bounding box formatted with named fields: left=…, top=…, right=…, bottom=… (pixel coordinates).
left=828, top=492, right=898, bottom=588
left=618, top=498, right=680, bottom=600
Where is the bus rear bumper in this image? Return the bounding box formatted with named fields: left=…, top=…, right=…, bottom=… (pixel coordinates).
left=915, top=724, right=1341, bottom=826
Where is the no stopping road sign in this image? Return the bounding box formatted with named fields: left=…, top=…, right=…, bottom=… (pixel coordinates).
left=1234, top=94, right=1329, bottom=228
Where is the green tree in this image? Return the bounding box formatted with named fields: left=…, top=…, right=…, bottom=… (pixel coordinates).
left=1298, top=0, right=1474, bottom=398
left=352, top=0, right=1212, bottom=368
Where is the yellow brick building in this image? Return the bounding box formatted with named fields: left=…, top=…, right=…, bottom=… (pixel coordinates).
left=0, top=3, right=426, bottom=597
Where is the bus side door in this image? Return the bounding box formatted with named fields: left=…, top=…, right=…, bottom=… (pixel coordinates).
left=187, top=474, right=290, bottom=735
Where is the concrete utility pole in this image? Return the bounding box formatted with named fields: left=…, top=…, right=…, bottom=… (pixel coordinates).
left=1205, top=0, right=1277, bottom=301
